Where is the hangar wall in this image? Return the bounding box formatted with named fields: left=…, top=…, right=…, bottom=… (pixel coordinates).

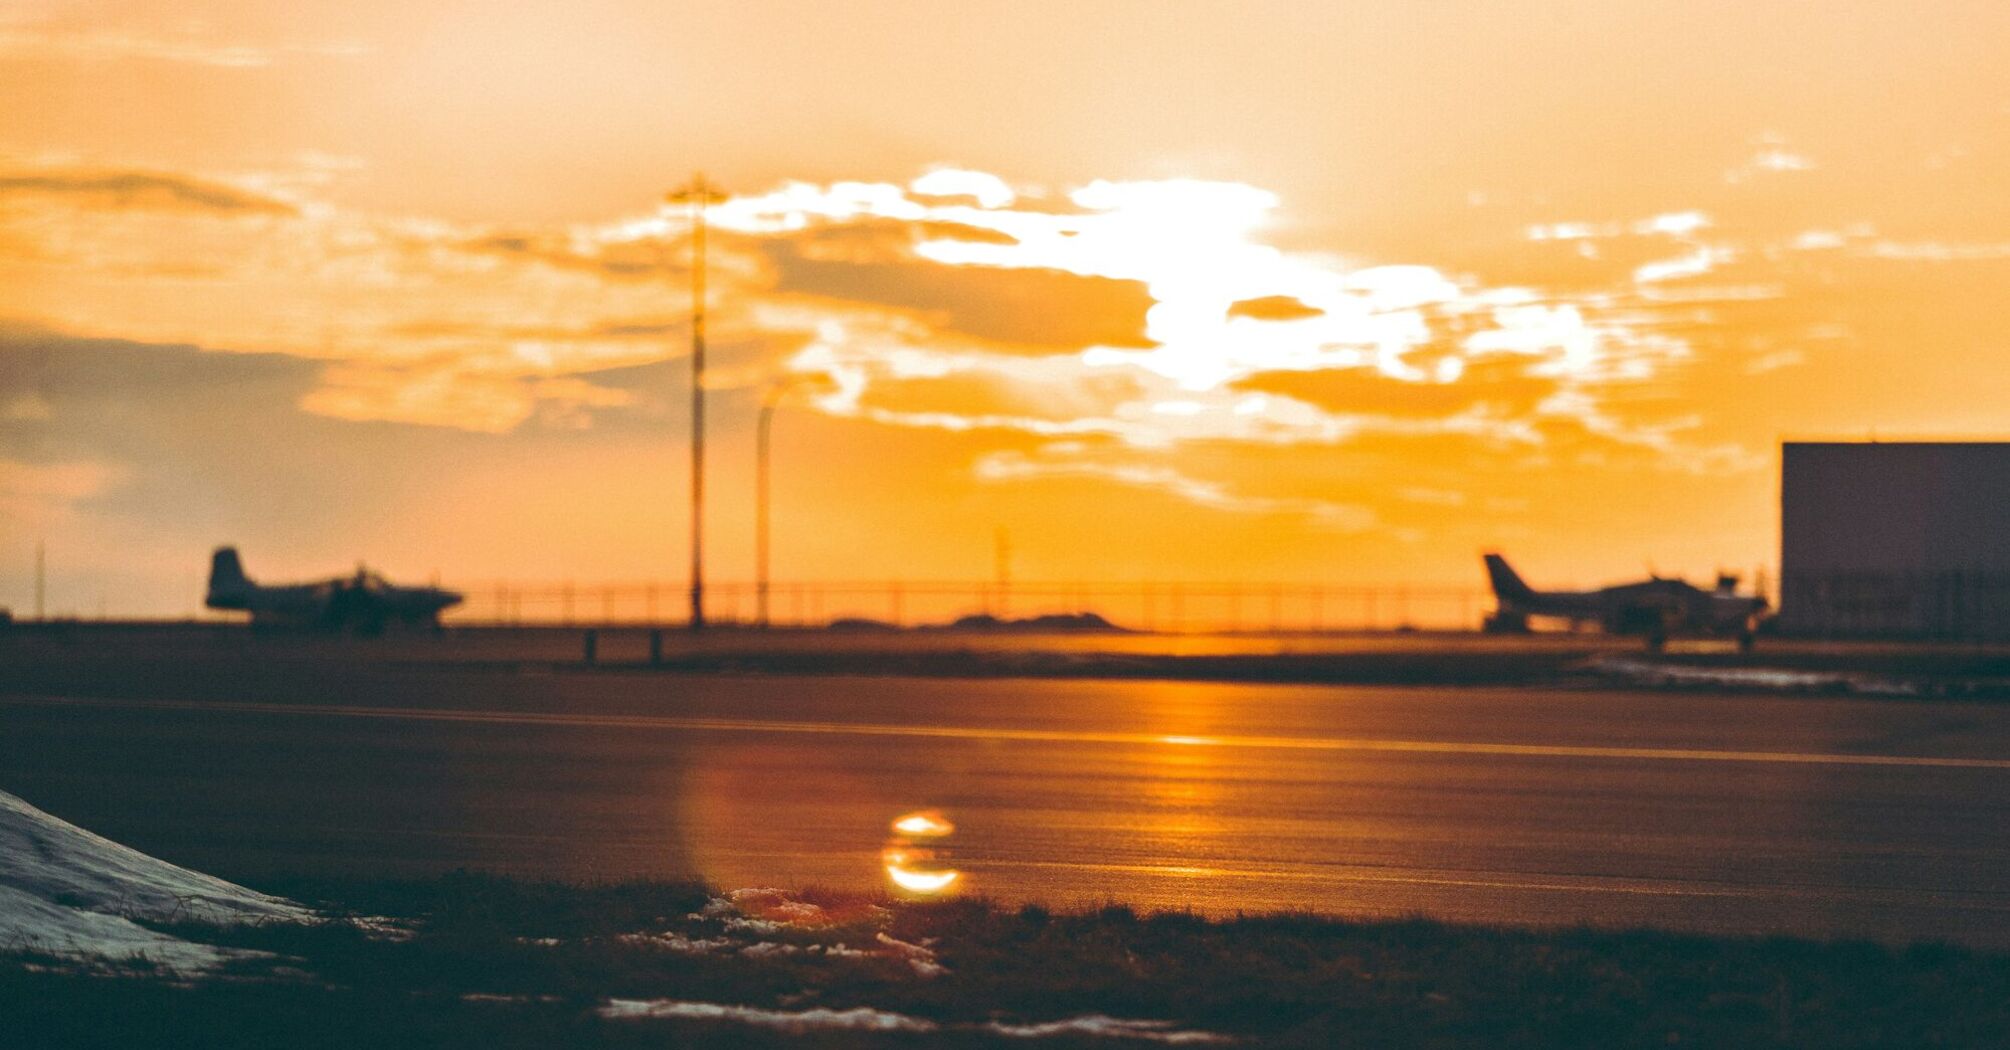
left=1780, top=442, right=2010, bottom=638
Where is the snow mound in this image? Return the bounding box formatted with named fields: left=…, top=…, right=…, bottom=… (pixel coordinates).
left=600, top=999, right=935, bottom=1033
left=875, top=931, right=948, bottom=977
left=0, top=884, right=254, bottom=973
left=696, top=887, right=891, bottom=929
left=1587, top=656, right=1921, bottom=696
left=0, top=790, right=313, bottom=972
left=987, top=1014, right=1235, bottom=1042
left=599, top=999, right=1234, bottom=1042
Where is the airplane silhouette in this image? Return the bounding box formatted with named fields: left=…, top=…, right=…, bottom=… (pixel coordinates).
left=205, top=547, right=461, bottom=632
left=1483, top=552, right=1768, bottom=651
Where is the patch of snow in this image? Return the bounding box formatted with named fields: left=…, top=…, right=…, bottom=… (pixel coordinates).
left=0, top=790, right=314, bottom=974
left=720, top=916, right=786, bottom=935
left=1589, top=657, right=1921, bottom=696
left=0, top=791, right=310, bottom=926
left=987, top=1014, right=1234, bottom=1043
left=699, top=887, right=891, bottom=930
left=724, top=888, right=830, bottom=923
left=875, top=931, right=948, bottom=977
left=601, top=998, right=1235, bottom=1043
left=737, top=940, right=806, bottom=957
left=599, top=999, right=937, bottom=1033
left=347, top=916, right=415, bottom=941
left=0, top=884, right=262, bottom=973
left=617, top=931, right=736, bottom=954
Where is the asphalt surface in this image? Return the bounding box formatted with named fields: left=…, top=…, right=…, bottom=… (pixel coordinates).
left=4, top=634, right=2009, bottom=947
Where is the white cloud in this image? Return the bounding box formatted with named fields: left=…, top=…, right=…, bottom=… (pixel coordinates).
left=1633, top=245, right=1734, bottom=284
left=1866, top=240, right=2010, bottom=262
left=910, top=167, right=1015, bottom=208
left=0, top=24, right=367, bottom=68
left=974, top=449, right=1377, bottom=529
left=2, top=160, right=1729, bottom=477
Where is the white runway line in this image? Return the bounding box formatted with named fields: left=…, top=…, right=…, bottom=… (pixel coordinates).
left=6, top=693, right=2010, bottom=771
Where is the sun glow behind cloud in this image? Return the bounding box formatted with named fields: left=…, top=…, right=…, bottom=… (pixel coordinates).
left=652, top=167, right=1715, bottom=473
left=0, top=153, right=1770, bottom=544
left=17, top=139, right=2005, bottom=598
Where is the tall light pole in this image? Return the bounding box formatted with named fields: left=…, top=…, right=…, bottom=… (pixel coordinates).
left=668, top=174, right=727, bottom=632
left=755, top=375, right=814, bottom=629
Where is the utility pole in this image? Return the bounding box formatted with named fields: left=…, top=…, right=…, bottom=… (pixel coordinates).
left=34, top=540, right=45, bottom=621
left=994, top=528, right=1011, bottom=620
left=755, top=375, right=811, bottom=630
left=755, top=390, right=775, bottom=629
left=668, top=174, right=727, bottom=632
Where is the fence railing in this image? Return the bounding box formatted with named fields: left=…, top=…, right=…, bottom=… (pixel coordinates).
left=446, top=580, right=1493, bottom=633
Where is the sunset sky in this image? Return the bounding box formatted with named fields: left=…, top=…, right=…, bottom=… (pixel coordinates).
left=4, top=1, right=2009, bottom=616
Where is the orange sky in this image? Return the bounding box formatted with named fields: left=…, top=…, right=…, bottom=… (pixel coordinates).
left=4, top=1, right=2009, bottom=615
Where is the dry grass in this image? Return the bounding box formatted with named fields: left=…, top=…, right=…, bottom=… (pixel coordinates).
left=4, top=874, right=2006, bottom=1048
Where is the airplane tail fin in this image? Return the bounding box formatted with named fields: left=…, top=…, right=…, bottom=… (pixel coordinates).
left=1483, top=552, right=1535, bottom=602
left=208, top=546, right=253, bottom=598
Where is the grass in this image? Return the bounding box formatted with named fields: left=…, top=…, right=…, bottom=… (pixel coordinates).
left=5, top=874, right=2008, bottom=1048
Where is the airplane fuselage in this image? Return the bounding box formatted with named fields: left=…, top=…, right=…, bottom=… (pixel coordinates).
left=1483, top=552, right=1768, bottom=648
left=205, top=548, right=461, bottom=632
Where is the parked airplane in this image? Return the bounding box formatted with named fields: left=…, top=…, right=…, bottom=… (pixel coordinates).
left=205, top=547, right=462, bottom=632
left=1482, top=552, right=1768, bottom=650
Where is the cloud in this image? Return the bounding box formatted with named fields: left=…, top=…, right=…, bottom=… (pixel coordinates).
left=0, top=160, right=1730, bottom=477
left=1744, top=349, right=1804, bottom=375
left=0, top=170, right=297, bottom=215
left=0, top=24, right=366, bottom=68
left=1398, top=487, right=1467, bottom=507
left=768, top=247, right=1155, bottom=351
left=914, top=221, right=1019, bottom=247
left=973, top=448, right=1376, bottom=529
left=853, top=368, right=1146, bottom=424
left=1634, top=245, right=1734, bottom=284
left=1724, top=135, right=1816, bottom=183
left=1236, top=357, right=1561, bottom=421
left=1864, top=241, right=2010, bottom=262
left=0, top=457, right=122, bottom=528
left=3, top=392, right=52, bottom=421
left=0, top=165, right=702, bottom=432
left=0, top=322, right=314, bottom=403
left=1227, top=295, right=1322, bottom=321
left=455, top=229, right=685, bottom=281
left=299, top=362, right=635, bottom=433
left=909, top=168, right=1016, bottom=209
left=384, top=318, right=682, bottom=343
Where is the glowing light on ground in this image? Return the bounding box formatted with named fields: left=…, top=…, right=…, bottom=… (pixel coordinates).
left=890, top=810, right=955, bottom=837
left=884, top=809, right=961, bottom=895
left=884, top=865, right=960, bottom=894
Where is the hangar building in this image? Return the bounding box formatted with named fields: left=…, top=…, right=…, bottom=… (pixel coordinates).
left=1781, top=442, right=2010, bottom=638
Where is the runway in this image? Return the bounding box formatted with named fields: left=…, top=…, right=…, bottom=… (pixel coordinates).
left=4, top=649, right=2008, bottom=946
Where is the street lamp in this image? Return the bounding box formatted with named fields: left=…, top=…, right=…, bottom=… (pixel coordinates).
left=668, top=174, right=727, bottom=632
left=755, top=374, right=816, bottom=629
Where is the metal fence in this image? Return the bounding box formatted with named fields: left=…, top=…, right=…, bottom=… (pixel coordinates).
left=448, top=580, right=1493, bottom=633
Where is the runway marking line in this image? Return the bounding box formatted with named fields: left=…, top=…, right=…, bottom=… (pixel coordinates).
left=7, top=693, right=2010, bottom=771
